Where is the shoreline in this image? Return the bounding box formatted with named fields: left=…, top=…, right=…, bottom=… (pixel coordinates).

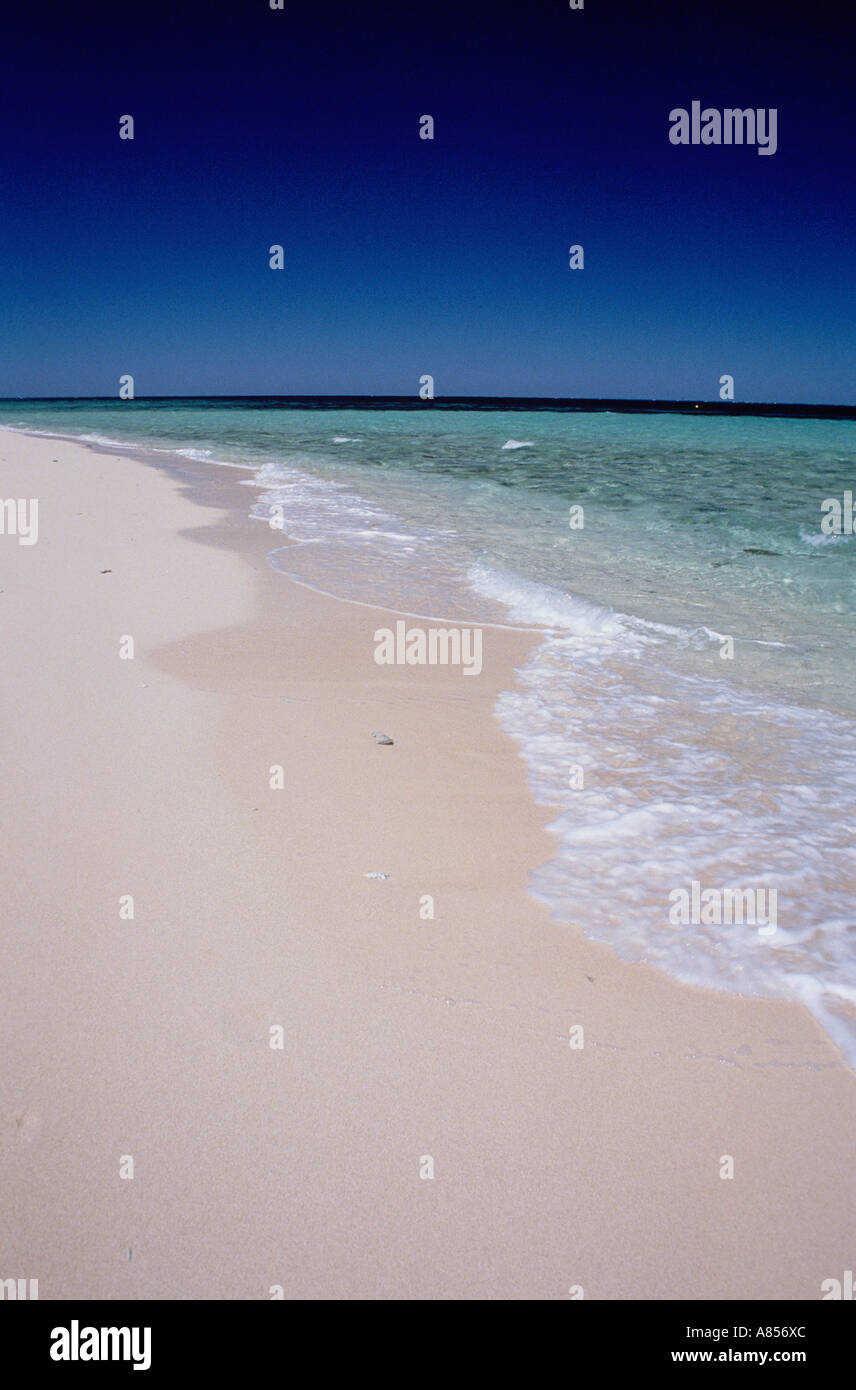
left=1, top=425, right=854, bottom=1299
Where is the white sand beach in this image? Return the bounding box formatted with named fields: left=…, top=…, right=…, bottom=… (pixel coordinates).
left=1, top=427, right=854, bottom=1299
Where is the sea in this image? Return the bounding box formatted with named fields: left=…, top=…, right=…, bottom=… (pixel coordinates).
left=3, top=397, right=854, bottom=1063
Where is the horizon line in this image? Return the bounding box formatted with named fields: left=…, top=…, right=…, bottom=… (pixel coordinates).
left=1, top=394, right=854, bottom=421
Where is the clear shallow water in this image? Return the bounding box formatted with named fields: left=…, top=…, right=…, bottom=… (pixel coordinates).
left=3, top=400, right=855, bottom=1062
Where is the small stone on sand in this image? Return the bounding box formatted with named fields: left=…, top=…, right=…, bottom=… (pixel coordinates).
left=372, top=731, right=394, bottom=745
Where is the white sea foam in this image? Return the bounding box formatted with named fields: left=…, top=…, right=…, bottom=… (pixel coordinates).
left=248, top=459, right=410, bottom=543
left=1, top=425, right=254, bottom=470
left=469, top=562, right=627, bottom=638
left=77, top=431, right=143, bottom=447
left=1, top=424, right=131, bottom=447
left=799, top=525, right=853, bottom=547
left=467, top=561, right=856, bottom=1065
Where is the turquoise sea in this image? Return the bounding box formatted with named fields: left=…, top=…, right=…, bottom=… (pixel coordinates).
left=3, top=398, right=855, bottom=1062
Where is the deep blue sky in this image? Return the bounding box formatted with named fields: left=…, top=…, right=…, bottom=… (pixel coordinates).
left=1, top=0, right=852, bottom=402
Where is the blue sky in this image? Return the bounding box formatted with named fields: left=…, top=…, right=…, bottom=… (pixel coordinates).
left=1, top=0, right=853, bottom=402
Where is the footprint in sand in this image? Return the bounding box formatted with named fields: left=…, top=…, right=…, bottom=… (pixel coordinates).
left=13, top=1109, right=43, bottom=1146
